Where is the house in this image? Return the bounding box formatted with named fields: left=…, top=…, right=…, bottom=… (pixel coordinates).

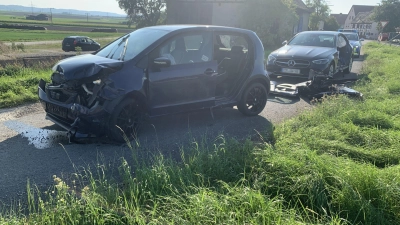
left=342, top=5, right=377, bottom=39
left=166, top=0, right=312, bottom=32
left=330, top=13, right=347, bottom=29
left=351, top=11, right=379, bottom=39
left=292, top=0, right=313, bottom=33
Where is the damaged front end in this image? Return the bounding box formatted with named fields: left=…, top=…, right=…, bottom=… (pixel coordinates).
left=38, top=54, right=125, bottom=140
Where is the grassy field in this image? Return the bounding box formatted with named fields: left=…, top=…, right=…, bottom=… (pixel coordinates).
left=1, top=42, right=400, bottom=224
left=0, top=12, right=129, bottom=29
left=0, top=28, right=123, bottom=42
left=0, top=65, right=51, bottom=108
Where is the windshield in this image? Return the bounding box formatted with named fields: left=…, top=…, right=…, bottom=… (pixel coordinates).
left=343, top=33, right=359, bottom=41
left=96, top=28, right=169, bottom=61
left=288, top=33, right=336, bottom=48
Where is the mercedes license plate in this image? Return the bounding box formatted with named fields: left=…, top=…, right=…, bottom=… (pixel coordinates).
left=282, top=68, right=300, bottom=74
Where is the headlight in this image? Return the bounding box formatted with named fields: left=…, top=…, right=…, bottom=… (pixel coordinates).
left=312, top=59, right=330, bottom=64
left=267, top=55, right=276, bottom=64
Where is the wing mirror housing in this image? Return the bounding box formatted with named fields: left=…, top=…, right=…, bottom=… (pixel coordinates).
left=153, top=57, right=171, bottom=68
left=282, top=40, right=288, bottom=45
left=360, top=38, right=365, bottom=41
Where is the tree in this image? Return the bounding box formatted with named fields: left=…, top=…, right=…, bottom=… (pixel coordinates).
left=306, top=0, right=330, bottom=30
left=373, top=0, right=400, bottom=32
left=116, top=0, right=165, bottom=28
left=324, top=16, right=340, bottom=31
left=240, top=0, right=298, bottom=48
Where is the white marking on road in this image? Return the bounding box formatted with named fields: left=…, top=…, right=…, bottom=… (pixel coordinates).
left=3, top=120, right=68, bottom=149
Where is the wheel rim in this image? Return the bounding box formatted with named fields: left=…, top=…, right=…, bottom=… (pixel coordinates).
left=115, top=104, right=139, bottom=137
left=245, top=86, right=266, bottom=112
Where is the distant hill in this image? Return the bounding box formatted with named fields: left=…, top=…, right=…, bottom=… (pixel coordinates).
left=0, top=4, right=126, bottom=17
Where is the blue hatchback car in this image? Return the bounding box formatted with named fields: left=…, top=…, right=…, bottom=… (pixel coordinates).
left=38, top=25, right=270, bottom=142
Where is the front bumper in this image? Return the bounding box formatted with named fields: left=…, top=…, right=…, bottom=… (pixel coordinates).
left=266, top=63, right=330, bottom=79
left=38, top=79, right=109, bottom=137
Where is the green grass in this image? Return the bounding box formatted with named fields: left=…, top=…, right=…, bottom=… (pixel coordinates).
left=1, top=42, right=400, bottom=224
left=0, top=28, right=123, bottom=42
left=0, top=12, right=130, bottom=29
left=0, top=65, right=51, bottom=108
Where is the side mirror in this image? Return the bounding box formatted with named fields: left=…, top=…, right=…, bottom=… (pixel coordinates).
left=360, top=38, right=364, bottom=41
left=153, top=57, right=171, bottom=67
left=282, top=40, right=288, bottom=45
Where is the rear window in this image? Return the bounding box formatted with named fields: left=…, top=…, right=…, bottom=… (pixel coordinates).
left=63, top=38, right=76, bottom=44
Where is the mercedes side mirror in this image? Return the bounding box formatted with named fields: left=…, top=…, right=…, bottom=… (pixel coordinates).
left=282, top=40, right=288, bottom=45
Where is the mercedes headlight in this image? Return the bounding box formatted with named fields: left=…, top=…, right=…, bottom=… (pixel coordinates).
left=267, top=55, right=276, bottom=64
left=312, top=59, right=330, bottom=64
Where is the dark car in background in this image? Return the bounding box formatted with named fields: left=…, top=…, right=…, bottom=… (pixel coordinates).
left=266, top=31, right=353, bottom=80
left=343, top=32, right=363, bottom=58
left=39, top=25, right=270, bottom=142
left=62, top=36, right=101, bottom=52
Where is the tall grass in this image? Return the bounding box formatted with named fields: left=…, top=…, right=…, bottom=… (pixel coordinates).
left=1, top=42, right=400, bottom=224
left=0, top=64, right=51, bottom=108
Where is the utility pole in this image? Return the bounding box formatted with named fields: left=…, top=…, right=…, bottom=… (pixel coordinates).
left=31, top=1, right=34, bottom=14
left=50, top=8, right=54, bottom=24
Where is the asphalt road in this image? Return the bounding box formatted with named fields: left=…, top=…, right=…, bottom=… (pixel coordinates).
left=0, top=50, right=366, bottom=206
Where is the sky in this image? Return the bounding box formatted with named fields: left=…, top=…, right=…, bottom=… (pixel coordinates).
left=0, top=0, right=382, bottom=15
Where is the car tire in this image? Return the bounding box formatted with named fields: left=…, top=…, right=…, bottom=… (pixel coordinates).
left=237, top=83, right=267, bottom=116
left=107, top=99, right=141, bottom=143
left=343, top=57, right=353, bottom=74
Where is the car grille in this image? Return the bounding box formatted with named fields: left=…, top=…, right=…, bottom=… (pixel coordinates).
left=49, top=90, right=71, bottom=102
left=275, top=59, right=310, bottom=68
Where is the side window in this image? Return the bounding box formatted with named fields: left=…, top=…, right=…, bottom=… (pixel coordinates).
left=218, top=35, right=248, bottom=50
left=337, top=35, right=347, bottom=48
left=214, top=33, right=249, bottom=63
left=158, top=32, right=213, bottom=65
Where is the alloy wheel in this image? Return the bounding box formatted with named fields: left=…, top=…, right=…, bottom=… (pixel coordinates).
left=245, top=86, right=267, bottom=113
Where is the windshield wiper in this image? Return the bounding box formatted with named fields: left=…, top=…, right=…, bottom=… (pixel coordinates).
left=105, top=34, right=130, bottom=59
left=118, top=37, right=129, bottom=61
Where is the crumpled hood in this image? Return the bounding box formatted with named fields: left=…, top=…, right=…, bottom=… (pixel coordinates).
left=52, top=54, right=124, bottom=81
left=273, top=45, right=335, bottom=59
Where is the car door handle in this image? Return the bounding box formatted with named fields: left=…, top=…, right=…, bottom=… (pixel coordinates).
left=204, top=68, right=217, bottom=76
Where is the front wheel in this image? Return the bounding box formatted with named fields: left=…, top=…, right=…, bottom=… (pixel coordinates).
left=237, top=83, right=268, bottom=116
left=107, top=99, right=141, bottom=143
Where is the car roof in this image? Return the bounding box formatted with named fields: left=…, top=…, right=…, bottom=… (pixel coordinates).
left=144, top=24, right=252, bottom=33
left=65, top=36, right=89, bottom=38
left=342, top=32, right=359, bottom=35
left=297, top=31, right=341, bottom=35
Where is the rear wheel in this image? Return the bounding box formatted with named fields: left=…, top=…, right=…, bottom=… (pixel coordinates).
left=107, top=99, right=141, bottom=143
left=237, top=83, right=268, bottom=116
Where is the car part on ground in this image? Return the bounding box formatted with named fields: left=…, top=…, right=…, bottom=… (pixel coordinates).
left=39, top=25, right=270, bottom=143
left=270, top=72, right=362, bottom=99
left=266, top=31, right=353, bottom=80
